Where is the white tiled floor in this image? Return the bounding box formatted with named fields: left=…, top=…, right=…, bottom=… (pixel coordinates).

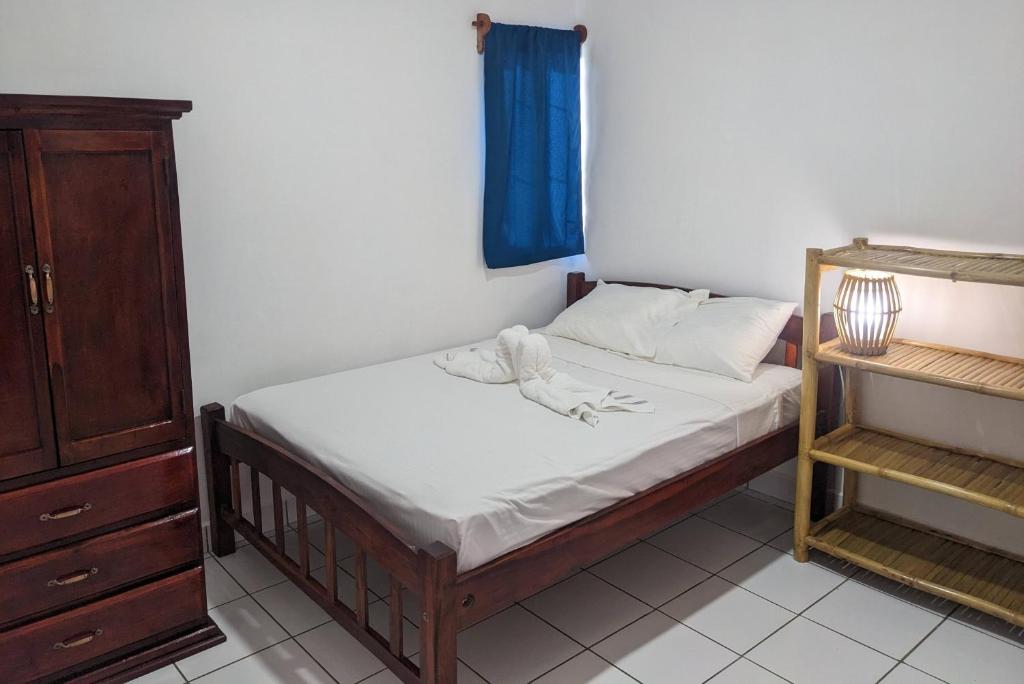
left=140, top=492, right=1024, bottom=683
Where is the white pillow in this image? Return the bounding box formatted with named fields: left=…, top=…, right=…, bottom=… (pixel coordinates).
left=545, top=281, right=710, bottom=358
left=653, top=297, right=797, bottom=381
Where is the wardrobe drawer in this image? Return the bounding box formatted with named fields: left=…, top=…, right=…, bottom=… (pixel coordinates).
left=0, top=509, right=201, bottom=628
left=0, top=567, right=204, bottom=683
left=0, top=449, right=196, bottom=557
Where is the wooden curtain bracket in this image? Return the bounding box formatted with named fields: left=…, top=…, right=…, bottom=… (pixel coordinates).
left=472, top=13, right=588, bottom=54
left=472, top=13, right=491, bottom=55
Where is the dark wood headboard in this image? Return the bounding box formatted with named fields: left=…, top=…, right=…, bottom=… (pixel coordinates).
left=565, top=272, right=838, bottom=369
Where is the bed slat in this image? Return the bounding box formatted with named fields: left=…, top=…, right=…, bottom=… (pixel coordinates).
left=389, top=578, right=404, bottom=657
left=230, top=458, right=241, bottom=513
left=324, top=524, right=338, bottom=602
left=250, top=466, right=263, bottom=534
left=272, top=483, right=286, bottom=553
left=296, top=499, right=311, bottom=577
left=355, top=549, right=369, bottom=628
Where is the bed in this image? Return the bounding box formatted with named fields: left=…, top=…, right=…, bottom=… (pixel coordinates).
left=202, top=272, right=838, bottom=683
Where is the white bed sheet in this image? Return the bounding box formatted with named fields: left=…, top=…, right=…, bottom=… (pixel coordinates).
left=231, top=335, right=801, bottom=572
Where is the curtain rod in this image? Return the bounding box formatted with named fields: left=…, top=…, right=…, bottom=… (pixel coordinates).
left=472, top=13, right=587, bottom=54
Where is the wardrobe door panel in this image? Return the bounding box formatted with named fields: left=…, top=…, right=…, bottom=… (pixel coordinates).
left=0, top=131, right=57, bottom=479
left=25, top=130, right=187, bottom=464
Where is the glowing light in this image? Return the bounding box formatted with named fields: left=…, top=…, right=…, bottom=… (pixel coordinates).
left=833, top=269, right=902, bottom=356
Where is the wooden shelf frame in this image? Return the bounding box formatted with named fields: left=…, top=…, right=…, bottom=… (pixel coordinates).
left=811, top=424, right=1024, bottom=517
left=806, top=508, right=1024, bottom=628
left=794, top=238, right=1024, bottom=628
left=816, top=338, right=1024, bottom=401
left=820, top=237, right=1024, bottom=287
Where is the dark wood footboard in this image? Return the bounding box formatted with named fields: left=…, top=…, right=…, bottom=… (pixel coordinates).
left=201, top=404, right=448, bottom=683
left=202, top=272, right=839, bottom=683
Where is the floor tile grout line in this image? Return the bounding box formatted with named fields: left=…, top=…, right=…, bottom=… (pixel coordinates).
left=458, top=656, right=492, bottom=684
left=520, top=565, right=768, bottom=681
left=694, top=509, right=795, bottom=545
left=946, top=611, right=1024, bottom=652
left=584, top=605, right=664, bottom=655
left=523, top=650, right=594, bottom=684
left=644, top=538, right=823, bottom=616
left=585, top=538, right=645, bottom=569
left=737, top=656, right=797, bottom=684
left=873, top=661, right=901, bottom=684
left=794, top=565, right=1003, bottom=670
left=700, top=655, right=744, bottom=684
left=182, top=639, right=292, bottom=682
left=894, top=616, right=954, bottom=684
left=350, top=667, right=389, bottom=684
left=581, top=564, right=700, bottom=611
left=898, top=662, right=954, bottom=684
left=669, top=566, right=853, bottom=682
left=212, top=543, right=496, bottom=683
left=191, top=556, right=307, bottom=682
left=736, top=488, right=797, bottom=514
left=799, top=599, right=941, bottom=664
left=209, top=515, right=1018, bottom=684
left=513, top=599, right=593, bottom=651
left=197, top=555, right=341, bottom=683
left=786, top=575, right=921, bottom=666
left=646, top=533, right=767, bottom=578
left=845, top=571, right=958, bottom=620
left=289, top=635, right=344, bottom=684
left=585, top=649, right=645, bottom=684
left=689, top=509, right=790, bottom=547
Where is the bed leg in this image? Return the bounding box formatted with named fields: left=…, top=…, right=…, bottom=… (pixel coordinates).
left=201, top=402, right=236, bottom=557
left=419, top=542, right=457, bottom=684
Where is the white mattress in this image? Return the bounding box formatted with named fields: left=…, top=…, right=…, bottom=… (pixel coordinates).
left=231, top=335, right=801, bottom=572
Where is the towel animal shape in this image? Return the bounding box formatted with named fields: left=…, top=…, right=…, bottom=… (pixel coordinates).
left=435, top=327, right=653, bottom=426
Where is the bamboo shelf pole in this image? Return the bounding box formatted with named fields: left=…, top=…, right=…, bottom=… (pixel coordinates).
left=794, top=248, right=823, bottom=562
left=841, top=367, right=859, bottom=507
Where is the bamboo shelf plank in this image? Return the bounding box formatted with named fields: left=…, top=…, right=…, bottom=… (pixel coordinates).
left=806, top=509, right=1024, bottom=627
left=811, top=425, right=1024, bottom=517
left=820, top=239, right=1024, bottom=286
left=816, top=338, right=1024, bottom=401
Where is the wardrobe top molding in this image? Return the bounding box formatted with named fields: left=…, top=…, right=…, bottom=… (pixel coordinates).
left=0, top=94, right=192, bottom=128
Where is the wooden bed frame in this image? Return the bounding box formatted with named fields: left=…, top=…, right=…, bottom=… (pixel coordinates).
left=201, top=272, right=838, bottom=683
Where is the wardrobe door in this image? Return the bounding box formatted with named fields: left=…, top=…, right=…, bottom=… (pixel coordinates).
left=0, top=131, right=58, bottom=479
left=24, top=130, right=188, bottom=465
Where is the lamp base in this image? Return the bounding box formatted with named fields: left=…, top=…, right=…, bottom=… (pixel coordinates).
left=837, top=342, right=890, bottom=356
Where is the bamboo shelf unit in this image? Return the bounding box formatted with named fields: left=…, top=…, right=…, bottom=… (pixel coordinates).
left=794, top=238, right=1024, bottom=628
left=816, top=339, right=1024, bottom=401
left=808, top=509, right=1024, bottom=627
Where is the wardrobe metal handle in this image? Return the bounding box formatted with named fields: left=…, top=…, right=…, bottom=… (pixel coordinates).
left=48, top=567, right=99, bottom=587
left=24, top=265, right=40, bottom=315
left=42, top=263, right=55, bottom=313
left=39, top=503, right=92, bottom=521
left=53, top=629, right=102, bottom=650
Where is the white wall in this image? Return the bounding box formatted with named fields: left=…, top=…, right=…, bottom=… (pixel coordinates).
left=0, top=0, right=585, bottom=414
left=581, top=0, right=1024, bottom=552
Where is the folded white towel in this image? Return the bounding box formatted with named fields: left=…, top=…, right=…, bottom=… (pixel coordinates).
left=435, top=328, right=653, bottom=426
left=434, top=325, right=528, bottom=383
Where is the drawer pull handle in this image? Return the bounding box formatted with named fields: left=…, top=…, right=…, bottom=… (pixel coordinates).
left=48, top=567, right=99, bottom=587
left=39, top=503, right=92, bottom=521
left=53, top=629, right=102, bottom=650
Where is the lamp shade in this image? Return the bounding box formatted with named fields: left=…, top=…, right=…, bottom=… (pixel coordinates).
left=833, top=269, right=901, bottom=356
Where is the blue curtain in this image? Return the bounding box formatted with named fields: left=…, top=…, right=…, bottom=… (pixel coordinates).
left=483, top=23, right=583, bottom=269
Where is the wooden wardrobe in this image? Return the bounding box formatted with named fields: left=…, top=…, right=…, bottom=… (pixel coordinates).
left=0, top=95, right=222, bottom=683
